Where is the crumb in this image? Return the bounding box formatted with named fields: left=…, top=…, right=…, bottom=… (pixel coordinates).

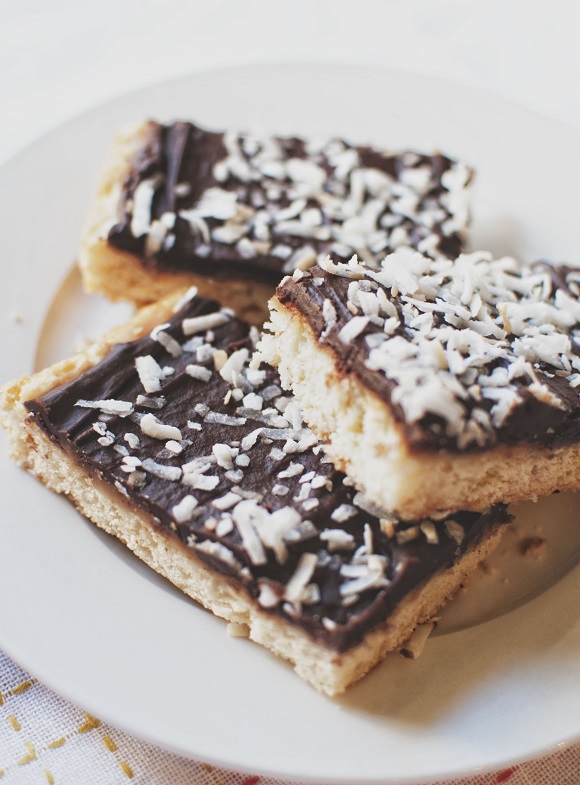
left=520, top=536, right=546, bottom=560
left=400, top=621, right=436, bottom=659
left=9, top=310, right=22, bottom=324
left=479, top=560, right=497, bottom=576
left=227, top=622, right=250, bottom=638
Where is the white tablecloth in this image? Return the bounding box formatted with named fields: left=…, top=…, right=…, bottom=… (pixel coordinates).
left=1, top=2, right=579, bottom=782
left=1, top=649, right=579, bottom=783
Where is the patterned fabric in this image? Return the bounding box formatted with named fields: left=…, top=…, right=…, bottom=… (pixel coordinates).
left=0, top=649, right=578, bottom=785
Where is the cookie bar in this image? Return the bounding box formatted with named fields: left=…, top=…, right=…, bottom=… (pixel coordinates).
left=0, top=289, right=509, bottom=695
left=260, top=250, right=580, bottom=518
left=79, top=120, right=473, bottom=321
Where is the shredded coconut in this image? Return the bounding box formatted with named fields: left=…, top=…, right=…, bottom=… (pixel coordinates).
left=301, top=251, right=580, bottom=450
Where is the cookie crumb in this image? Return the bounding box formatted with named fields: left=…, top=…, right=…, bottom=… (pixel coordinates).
left=479, top=560, right=497, bottom=576
left=520, top=536, right=546, bottom=560
left=227, top=622, right=250, bottom=638
left=400, top=621, right=436, bottom=659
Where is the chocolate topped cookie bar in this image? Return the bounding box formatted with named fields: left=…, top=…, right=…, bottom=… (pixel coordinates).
left=260, top=249, right=580, bottom=518
left=79, top=120, right=473, bottom=321
left=0, top=290, right=508, bottom=695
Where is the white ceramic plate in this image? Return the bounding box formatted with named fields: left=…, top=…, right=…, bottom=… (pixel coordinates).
left=1, top=63, right=580, bottom=784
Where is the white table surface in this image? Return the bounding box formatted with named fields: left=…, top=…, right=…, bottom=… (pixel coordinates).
left=1, top=0, right=580, bottom=167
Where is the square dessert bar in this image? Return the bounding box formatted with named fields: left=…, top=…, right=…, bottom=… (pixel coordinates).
left=260, top=250, right=580, bottom=519
left=79, top=119, right=473, bottom=321
left=0, top=289, right=508, bottom=695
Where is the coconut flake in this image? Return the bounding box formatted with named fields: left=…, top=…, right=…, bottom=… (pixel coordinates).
left=172, top=495, right=199, bottom=523
left=331, top=504, right=357, bottom=522
left=75, top=399, right=134, bottom=417
left=140, top=413, right=182, bottom=441
left=185, top=364, right=213, bottom=382
left=204, top=411, right=247, bottom=427
left=284, top=553, right=318, bottom=602
left=141, top=458, right=182, bottom=481
left=233, top=501, right=267, bottom=565
left=258, top=581, right=280, bottom=608
left=124, top=432, right=140, bottom=449
left=182, top=311, right=230, bottom=336
left=182, top=472, right=220, bottom=491
left=165, top=440, right=183, bottom=455
left=320, top=529, right=356, bottom=551
left=277, top=462, right=305, bottom=479
left=135, top=355, right=165, bottom=394
left=150, top=324, right=182, bottom=357
left=219, top=348, right=250, bottom=384
left=131, top=177, right=159, bottom=237
left=212, top=492, right=242, bottom=511
left=213, top=443, right=235, bottom=470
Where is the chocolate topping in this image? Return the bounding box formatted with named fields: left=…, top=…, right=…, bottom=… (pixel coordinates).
left=276, top=252, right=580, bottom=452
left=25, top=293, right=509, bottom=651
left=107, top=121, right=473, bottom=283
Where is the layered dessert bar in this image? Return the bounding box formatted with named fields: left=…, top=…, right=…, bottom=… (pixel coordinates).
left=260, top=250, right=580, bottom=518
left=79, top=120, right=473, bottom=321
left=0, top=289, right=509, bottom=695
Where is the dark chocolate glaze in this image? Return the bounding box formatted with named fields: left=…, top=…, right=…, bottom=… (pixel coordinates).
left=107, top=121, right=468, bottom=283
left=25, top=296, right=509, bottom=651
left=277, top=266, right=580, bottom=453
